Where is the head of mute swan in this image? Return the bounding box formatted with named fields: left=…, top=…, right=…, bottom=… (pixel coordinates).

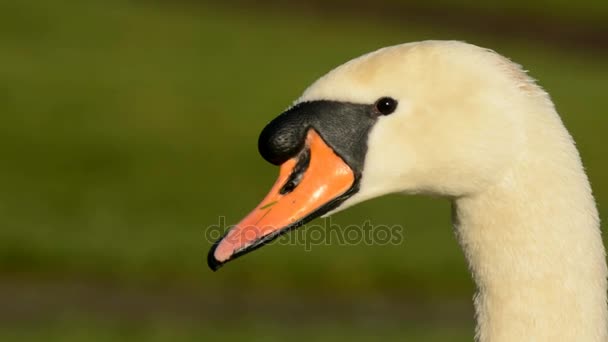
left=208, top=41, right=607, bottom=341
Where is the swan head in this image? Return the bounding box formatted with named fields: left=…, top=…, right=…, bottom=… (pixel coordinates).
left=208, top=40, right=541, bottom=270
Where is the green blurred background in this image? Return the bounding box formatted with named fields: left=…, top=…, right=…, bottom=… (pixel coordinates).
left=1, top=0, right=606, bottom=341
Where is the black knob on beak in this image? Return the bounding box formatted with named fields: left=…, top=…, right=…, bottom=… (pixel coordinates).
left=258, top=107, right=310, bottom=166
left=257, top=100, right=378, bottom=175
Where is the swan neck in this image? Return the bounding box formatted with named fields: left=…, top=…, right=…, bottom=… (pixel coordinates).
left=452, top=128, right=607, bottom=341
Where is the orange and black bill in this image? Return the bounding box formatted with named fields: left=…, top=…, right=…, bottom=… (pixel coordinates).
left=208, top=130, right=356, bottom=270
left=207, top=100, right=380, bottom=270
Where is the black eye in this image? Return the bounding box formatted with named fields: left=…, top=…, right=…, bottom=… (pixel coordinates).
left=374, top=97, right=398, bottom=115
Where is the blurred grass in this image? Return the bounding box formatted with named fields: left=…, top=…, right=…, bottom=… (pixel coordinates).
left=0, top=319, right=471, bottom=342
left=0, top=0, right=607, bottom=340
left=1, top=0, right=607, bottom=294
left=326, top=0, right=608, bottom=24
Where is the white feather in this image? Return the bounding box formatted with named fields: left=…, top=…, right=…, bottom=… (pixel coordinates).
left=300, top=41, right=607, bottom=341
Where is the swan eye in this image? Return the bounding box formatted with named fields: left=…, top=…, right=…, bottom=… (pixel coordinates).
left=374, top=97, right=398, bottom=115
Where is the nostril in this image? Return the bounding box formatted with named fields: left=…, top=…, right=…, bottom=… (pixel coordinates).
left=280, top=181, right=296, bottom=195
left=279, top=148, right=311, bottom=195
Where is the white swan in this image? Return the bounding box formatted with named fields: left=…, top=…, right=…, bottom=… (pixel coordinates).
left=208, top=41, right=607, bottom=341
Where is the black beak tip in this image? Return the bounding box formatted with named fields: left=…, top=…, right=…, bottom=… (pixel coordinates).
left=206, top=244, right=224, bottom=272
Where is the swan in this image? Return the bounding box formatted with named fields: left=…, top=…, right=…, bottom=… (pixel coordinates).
left=207, top=41, right=608, bottom=341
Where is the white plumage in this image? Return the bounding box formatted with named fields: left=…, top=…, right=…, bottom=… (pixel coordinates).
left=298, top=41, right=607, bottom=341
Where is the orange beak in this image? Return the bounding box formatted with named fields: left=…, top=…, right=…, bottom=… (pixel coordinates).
left=208, top=130, right=356, bottom=270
